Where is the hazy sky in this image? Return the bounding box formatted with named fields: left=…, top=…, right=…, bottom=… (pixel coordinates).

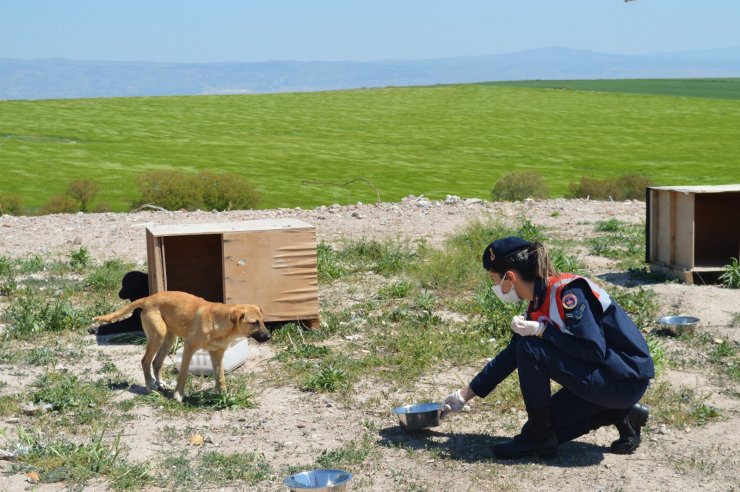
left=2, top=0, right=739, bottom=63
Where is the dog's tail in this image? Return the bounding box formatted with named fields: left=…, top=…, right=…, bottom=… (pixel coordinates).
left=93, top=298, right=147, bottom=323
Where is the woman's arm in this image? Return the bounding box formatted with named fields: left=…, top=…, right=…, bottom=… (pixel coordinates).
left=540, top=285, right=607, bottom=363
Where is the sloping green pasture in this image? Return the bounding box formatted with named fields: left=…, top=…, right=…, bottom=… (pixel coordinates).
left=1, top=80, right=739, bottom=211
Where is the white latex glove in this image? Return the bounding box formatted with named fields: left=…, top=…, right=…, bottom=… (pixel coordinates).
left=441, top=389, right=466, bottom=413
left=511, top=315, right=545, bottom=337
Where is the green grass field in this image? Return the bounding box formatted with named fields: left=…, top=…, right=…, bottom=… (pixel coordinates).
left=1, top=78, right=740, bottom=211
left=485, top=78, right=740, bottom=100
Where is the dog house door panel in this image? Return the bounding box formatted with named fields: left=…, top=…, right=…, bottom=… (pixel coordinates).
left=222, top=229, right=319, bottom=321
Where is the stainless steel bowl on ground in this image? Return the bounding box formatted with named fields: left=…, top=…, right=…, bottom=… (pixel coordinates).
left=283, top=469, right=352, bottom=491
left=392, top=402, right=442, bottom=431
left=658, top=315, right=700, bottom=336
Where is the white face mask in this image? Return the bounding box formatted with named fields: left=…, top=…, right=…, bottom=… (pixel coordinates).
left=492, top=275, right=521, bottom=303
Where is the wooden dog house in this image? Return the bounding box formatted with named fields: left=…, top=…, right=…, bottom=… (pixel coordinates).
left=646, top=185, right=740, bottom=284
left=145, top=219, right=319, bottom=327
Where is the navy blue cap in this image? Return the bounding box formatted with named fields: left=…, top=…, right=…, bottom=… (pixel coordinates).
left=482, top=236, right=532, bottom=271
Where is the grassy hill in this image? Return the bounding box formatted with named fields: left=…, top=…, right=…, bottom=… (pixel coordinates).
left=1, top=79, right=740, bottom=211
left=485, top=78, right=740, bottom=100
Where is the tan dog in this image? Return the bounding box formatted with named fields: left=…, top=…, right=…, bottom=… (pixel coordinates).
left=93, top=291, right=271, bottom=402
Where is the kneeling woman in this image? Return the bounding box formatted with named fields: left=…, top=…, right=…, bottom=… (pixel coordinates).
left=442, top=237, right=654, bottom=459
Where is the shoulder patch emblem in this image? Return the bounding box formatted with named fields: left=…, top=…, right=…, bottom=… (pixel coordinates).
left=562, top=293, right=578, bottom=310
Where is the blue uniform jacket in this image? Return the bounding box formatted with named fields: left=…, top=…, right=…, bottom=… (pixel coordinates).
left=469, top=279, right=655, bottom=398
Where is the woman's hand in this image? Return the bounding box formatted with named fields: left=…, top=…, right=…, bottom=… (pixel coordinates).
left=441, top=386, right=476, bottom=417
left=442, top=389, right=467, bottom=413
left=511, top=315, right=545, bottom=337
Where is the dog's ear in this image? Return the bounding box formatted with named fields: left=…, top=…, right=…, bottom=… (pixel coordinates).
left=231, top=309, right=259, bottom=326
left=242, top=310, right=260, bottom=324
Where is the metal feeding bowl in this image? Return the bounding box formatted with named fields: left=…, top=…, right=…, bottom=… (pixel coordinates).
left=283, top=469, right=352, bottom=491
left=658, top=315, right=700, bottom=336
left=392, top=402, right=442, bottom=431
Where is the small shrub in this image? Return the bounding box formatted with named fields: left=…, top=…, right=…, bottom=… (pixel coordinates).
left=568, top=173, right=651, bottom=201
left=719, top=257, right=740, bottom=289
left=38, top=195, right=79, bottom=215
left=199, top=171, right=261, bottom=211
left=65, top=179, right=99, bottom=212
left=491, top=171, right=549, bottom=201
left=0, top=194, right=23, bottom=215
left=132, top=170, right=260, bottom=211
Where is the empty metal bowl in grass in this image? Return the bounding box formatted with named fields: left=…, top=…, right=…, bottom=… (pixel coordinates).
left=658, top=315, right=700, bottom=336
left=392, top=402, right=443, bottom=431
left=283, top=469, right=352, bottom=491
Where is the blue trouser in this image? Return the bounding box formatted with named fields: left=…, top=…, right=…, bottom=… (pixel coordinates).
left=516, top=336, right=649, bottom=443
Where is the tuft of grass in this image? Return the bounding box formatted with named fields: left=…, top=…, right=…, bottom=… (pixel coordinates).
left=2, top=293, right=90, bottom=340
left=0, top=395, right=21, bottom=416
left=316, top=433, right=375, bottom=469
left=646, top=336, right=666, bottom=377
left=30, top=371, right=109, bottom=413
left=317, top=239, right=418, bottom=281
left=609, top=286, right=659, bottom=331
left=302, top=365, right=348, bottom=393
left=85, top=260, right=137, bottom=292
left=159, top=450, right=272, bottom=489
left=643, top=381, right=720, bottom=429
left=68, top=247, right=92, bottom=270
left=411, top=219, right=521, bottom=291
left=377, top=280, right=413, bottom=299
left=587, top=220, right=645, bottom=270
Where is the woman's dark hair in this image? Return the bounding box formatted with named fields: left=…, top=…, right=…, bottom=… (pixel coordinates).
left=491, top=242, right=557, bottom=281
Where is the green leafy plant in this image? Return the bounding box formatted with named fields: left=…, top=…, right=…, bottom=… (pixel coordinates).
left=303, top=364, right=348, bottom=392
left=68, top=247, right=91, bottom=270
left=719, top=257, right=740, bottom=289
left=2, top=294, right=89, bottom=339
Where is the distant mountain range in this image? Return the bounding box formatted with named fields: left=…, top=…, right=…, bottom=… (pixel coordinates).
left=2, top=47, right=739, bottom=100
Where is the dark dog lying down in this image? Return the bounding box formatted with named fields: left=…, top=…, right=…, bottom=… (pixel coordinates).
left=90, top=271, right=149, bottom=335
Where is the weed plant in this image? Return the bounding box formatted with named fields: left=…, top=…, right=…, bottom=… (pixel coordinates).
left=13, top=427, right=151, bottom=490
left=718, top=257, right=740, bottom=288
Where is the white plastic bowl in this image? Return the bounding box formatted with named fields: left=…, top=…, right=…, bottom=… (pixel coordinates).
left=174, top=337, right=249, bottom=376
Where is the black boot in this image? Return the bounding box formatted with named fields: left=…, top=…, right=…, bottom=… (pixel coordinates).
left=494, top=407, right=558, bottom=459
left=611, top=403, right=649, bottom=454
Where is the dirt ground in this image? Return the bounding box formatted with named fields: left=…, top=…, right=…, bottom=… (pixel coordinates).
left=0, top=197, right=738, bottom=491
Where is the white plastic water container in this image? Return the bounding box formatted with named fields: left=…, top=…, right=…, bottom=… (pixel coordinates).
left=174, top=337, right=249, bottom=376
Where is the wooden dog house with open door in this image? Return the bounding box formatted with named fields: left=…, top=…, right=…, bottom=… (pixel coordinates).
left=145, top=219, right=319, bottom=327
left=646, top=184, right=740, bottom=284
